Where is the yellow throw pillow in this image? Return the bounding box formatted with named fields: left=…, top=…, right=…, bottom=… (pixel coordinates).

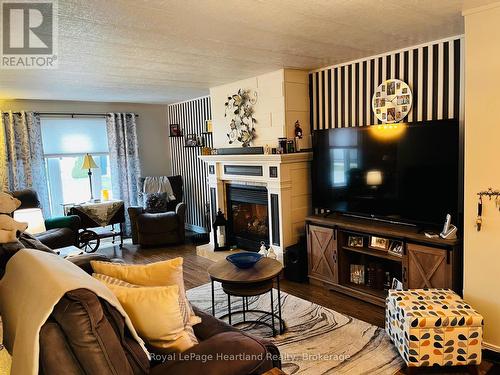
left=93, top=273, right=199, bottom=346
left=100, top=282, right=196, bottom=353
left=91, top=258, right=200, bottom=326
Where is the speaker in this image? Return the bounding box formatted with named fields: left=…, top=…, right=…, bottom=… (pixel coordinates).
left=284, top=236, right=308, bottom=282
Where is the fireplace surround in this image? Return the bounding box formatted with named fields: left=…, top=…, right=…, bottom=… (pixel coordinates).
left=198, top=152, right=312, bottom=262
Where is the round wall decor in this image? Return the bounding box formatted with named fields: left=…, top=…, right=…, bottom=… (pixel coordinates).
left=371, top=79, right=412, bottom=123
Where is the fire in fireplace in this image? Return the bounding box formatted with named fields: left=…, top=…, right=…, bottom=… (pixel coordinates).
left=226, top=184, right=269, bottom=251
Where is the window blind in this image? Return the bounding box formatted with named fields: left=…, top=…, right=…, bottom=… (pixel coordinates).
left=41, top=118, right=109, bottom=155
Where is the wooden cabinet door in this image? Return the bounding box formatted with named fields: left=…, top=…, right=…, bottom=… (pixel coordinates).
left=307, top=225, right=338, bottom=284
left=405, top=243, right=452, bottom=289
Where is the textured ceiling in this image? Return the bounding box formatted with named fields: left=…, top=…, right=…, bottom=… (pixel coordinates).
left=0, top=0, right=465, bottom=104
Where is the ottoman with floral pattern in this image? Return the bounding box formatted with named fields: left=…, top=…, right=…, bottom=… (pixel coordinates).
left=386, top=289, right=483, bottom=368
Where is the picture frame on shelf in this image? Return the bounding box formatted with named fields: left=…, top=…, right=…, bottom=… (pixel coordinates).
left=170, top=124, right=182, bottom=137
left=205, top=119, right=213, bottom=133
left=185, top=134, right=199, bottom=147
left=350, top=264, right=365, bottom=285
left=388, top=240, right=403, bottom=257
left=369, top=236, right=390, bottom=251
left=348, top=235, right=364, bottom=248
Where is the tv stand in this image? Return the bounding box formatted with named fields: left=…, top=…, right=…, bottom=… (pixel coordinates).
left=306, top=214, right=462, bottom=307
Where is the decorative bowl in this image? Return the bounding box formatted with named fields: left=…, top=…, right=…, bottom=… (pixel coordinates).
left=226, top=252, right=263, bottom=269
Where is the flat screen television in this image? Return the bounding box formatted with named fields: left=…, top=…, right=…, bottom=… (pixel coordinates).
left=312, top=120, right=460, bottom=228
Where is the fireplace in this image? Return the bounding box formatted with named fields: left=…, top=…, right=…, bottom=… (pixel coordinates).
left=226, top=184, right=269, bottom=251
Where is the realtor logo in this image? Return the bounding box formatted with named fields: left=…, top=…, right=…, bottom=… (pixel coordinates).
left=1, top=0, right=58, bottom=68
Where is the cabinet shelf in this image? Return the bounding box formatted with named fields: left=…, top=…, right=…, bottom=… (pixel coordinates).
left=343, top=281, right=387, bottom=299
left=342, top=245, right=402, bottom=262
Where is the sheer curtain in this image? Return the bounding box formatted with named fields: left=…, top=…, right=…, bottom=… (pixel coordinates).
left=0, top=111, right=50, bottom=216
left=106, top=113, right=141, bottom=234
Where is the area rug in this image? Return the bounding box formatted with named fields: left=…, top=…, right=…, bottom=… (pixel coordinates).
left=187, top=282, right=403, bottom=375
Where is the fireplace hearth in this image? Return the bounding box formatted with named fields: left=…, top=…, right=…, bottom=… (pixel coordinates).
left=226, top=184, right=269, bottom=251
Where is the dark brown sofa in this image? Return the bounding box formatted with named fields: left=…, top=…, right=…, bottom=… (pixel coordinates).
left=128, top=176, right=186, bottom=247
left=37, top=258, right=281, bottom=375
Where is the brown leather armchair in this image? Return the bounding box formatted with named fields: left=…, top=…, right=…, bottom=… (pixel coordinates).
left=128, top=176, right=186, bottom=247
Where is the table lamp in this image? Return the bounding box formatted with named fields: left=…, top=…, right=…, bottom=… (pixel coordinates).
left=14, top=208, right=46, bottom=234
left=82, top=153, right=98, bottom=201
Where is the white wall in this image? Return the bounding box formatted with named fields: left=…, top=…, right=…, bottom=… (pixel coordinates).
left=210, top=69, right=284, bottom=149
left=284, top=69, right=311, bottom=147
left=463, top=2, right=500, bottom=350
left=210, top=69, right=310, bottom=150
left=0, top=99, right=171, bottom=177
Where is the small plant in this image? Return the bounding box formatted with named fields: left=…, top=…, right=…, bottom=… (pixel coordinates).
left=224, top=89, right=257, bottom=147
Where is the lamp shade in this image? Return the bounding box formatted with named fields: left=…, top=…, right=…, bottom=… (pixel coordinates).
left=13, top=208, right=46, bottom=235
left=366, top=170, right=383, bottom=186
left=82, top=154, right=98, bottom=169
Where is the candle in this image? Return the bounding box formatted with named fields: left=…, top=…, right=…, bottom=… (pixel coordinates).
left=102, top=189, right=109, bottom=201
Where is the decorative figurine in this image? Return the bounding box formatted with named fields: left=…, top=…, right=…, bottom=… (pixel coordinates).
left=267, top=246, right=277, bottom=260
left=294, top=120, right=303, bottom=139
left=259, top=241, right=268, bottom=257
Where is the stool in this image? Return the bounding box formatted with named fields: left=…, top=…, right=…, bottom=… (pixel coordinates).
left=386, top=289, right=483, bottom=370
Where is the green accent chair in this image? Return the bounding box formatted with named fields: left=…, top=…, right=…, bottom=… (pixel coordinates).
left=11, top=189, right=81, bottom=249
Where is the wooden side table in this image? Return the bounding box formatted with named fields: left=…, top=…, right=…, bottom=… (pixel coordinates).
left=207, top=257, right=285, bottom=336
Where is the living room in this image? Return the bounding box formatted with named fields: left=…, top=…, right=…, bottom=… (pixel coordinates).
left=0, top=1, right=499, bottom=374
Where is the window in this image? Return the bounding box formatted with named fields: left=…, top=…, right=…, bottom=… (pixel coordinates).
left=41, top=118, right=111, bottom=216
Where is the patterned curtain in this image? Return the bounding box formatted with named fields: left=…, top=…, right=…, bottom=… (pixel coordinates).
left=0, top=111, right=50, bottom=217
left=106, top=113, right=141, bottom=234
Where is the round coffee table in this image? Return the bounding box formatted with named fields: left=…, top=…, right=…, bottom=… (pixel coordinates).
left=207, top=256, right=285, bottom=336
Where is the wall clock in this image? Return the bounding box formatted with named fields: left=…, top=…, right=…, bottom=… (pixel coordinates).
left=372, top=79, right=412, bottom=123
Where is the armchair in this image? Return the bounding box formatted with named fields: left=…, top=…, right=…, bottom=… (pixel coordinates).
left=11, top=189, right=80, bottom=249
left=128, top=175, right=186, bottom=247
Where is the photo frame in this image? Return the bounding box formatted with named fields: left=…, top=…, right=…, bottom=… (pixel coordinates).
left=348, top=235, right=364, bottom=248
left=350, top=264, right=365, bottom=285
left=185, top=134, right=199, bottom=147
left=388, top=241, right=403, bottom=257
left=369, top=236, right=390, bottom=251
left=170, top=124, right=181, bottom=137
left=206, top=120, right=213, bottom=133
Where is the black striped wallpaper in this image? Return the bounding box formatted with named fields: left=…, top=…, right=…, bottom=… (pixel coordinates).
left=310, top=37, right=463, bottom=130
left=168, top=96, right=212, bottom=232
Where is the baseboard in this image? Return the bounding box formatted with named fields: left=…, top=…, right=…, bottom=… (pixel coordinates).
left=185, top=224, right=209, bottom=233
left=483, top=342, right=500, bottom=363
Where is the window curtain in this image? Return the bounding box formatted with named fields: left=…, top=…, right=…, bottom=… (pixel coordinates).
left=106, top=113, right=141, bottom=235
left=0, top=111, right=50, bottom=217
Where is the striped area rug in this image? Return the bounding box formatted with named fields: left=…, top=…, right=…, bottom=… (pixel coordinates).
left=187, top=282, right=403, bottom=375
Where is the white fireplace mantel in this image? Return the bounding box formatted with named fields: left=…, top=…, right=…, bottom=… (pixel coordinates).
left=199, top=152, right=312, bottom=164
left=198, top=152, right=312, bottom=261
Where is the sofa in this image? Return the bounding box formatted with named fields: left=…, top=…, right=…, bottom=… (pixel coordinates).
left=39, top=290, right=280, bottom=374
left=128, top=176, right=186, bottom=247
left=11, top=189, right=80, bottom=249
left=34, top=256, right=281, bottom=374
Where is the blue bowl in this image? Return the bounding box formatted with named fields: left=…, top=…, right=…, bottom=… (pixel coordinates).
left=226, top=252, right=263, bottom=269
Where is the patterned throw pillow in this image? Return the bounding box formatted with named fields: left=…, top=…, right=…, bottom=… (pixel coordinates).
left=143, top=192, right=169, bottom=213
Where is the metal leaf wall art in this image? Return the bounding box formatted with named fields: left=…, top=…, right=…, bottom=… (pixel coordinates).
left=224, top=89, right=258, bottom=147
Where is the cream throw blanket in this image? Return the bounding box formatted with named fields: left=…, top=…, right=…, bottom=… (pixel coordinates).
left=0, top=249, right=149, bottom=375
left=143, top=176, right=176, bottom=201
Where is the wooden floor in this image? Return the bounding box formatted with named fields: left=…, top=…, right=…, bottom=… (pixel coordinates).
left=98, top=240, right=498, bottom=375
